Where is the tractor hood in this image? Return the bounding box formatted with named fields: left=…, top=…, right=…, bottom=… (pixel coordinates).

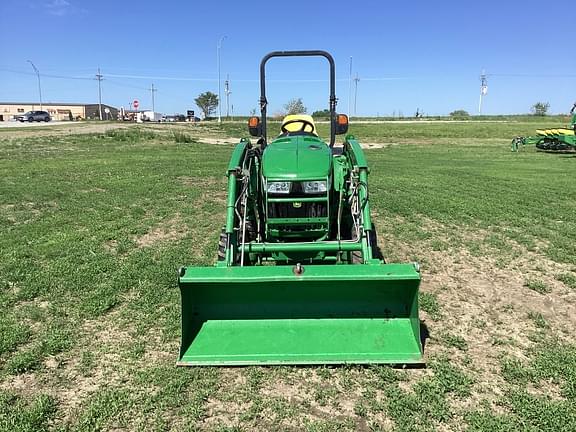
left=262, top=136, right=331, bottom=180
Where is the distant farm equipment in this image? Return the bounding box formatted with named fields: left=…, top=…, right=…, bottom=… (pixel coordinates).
left=512, top=103, right=576, bottom=152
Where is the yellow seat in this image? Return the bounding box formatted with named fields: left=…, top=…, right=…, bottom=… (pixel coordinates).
left=281, top=114, right=318, bottom=136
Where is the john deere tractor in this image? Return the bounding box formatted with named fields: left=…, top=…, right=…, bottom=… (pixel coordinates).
left=178, top=51, right=422, bottom=366
left=512, top=103, right=576, bottom=152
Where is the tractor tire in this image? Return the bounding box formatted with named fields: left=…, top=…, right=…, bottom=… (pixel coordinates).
left=217, top=229, right=227, bottom=262
left=216, top=227, right=252, bottom=265
left=351, top=226, right=384, bottom=264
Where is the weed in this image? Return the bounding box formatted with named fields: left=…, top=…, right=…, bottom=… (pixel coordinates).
left=103, top=128, right=157, bottom=141
left=419, top=292, right=442, bottom=320
left=430, top=357, right=474, bottom=397
left=524, top=279, right=551, bottom=294
left=79, top=350, right=95, bottom=375
left=173, top=130, right=197, bottom=143
left=440, top=333, right=469, bottom=351
left=5, top=348, right=42, bottom=374
left=555, top=272, right=576, bottom=290
left=527, top=311, right=549, bottom=329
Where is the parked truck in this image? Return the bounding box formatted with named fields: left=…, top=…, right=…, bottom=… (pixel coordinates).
left=137, top=111, right=162, bottom=122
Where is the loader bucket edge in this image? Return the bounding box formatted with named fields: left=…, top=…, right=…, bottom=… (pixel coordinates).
left=178, top=264, right=423, bottom=366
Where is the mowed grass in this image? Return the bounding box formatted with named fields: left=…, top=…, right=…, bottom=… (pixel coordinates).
left=1, top=121, right=575, bottom=431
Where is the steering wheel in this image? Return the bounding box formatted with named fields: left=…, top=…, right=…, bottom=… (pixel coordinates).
left=281, top=119, right=315, bottom=135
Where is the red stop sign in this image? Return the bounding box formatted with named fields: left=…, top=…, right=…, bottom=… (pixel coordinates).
left=133, top=100, right=139, bottom=109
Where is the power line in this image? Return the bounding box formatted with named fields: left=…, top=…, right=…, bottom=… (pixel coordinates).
left=0, top=67, right=93, bottom=80
left=0, top=67, right=416, bottom=83
left=27, top=60, right=42, bottom=111
left=104, top=79, right=149, bottom=91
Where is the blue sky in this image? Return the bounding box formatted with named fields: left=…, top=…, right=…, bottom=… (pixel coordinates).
left=0, top=0, right=574, bottom=116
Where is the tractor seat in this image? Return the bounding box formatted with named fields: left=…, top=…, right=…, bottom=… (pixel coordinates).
left=280, top=114, right=318, bottom=136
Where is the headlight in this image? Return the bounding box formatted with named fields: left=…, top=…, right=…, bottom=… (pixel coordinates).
left=302, top=181, right=327, bottom=194
left=267, top=181, right=291, bottom=194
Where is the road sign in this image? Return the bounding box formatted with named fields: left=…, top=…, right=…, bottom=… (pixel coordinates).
left=133, top=100, right=139, bottom=109
left=104, top=107, right=111, bottom=114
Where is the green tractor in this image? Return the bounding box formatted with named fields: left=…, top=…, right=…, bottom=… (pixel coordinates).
left=511, top=103, right=576, bottom=152
left=178, top=50, right=422, bottom=366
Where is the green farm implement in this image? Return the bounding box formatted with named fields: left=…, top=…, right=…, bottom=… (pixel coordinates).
left=512, top=103, right=576, bottom=152
left=177, top=51, right=423, bottom=366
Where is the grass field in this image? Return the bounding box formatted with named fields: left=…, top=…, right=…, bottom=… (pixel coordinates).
left=1, top=119, right=575, bottom=431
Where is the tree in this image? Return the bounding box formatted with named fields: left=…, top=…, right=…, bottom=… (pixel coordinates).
left=311, top=109, right=331, bottom=118
left=531, top=102, right=550, bottom=116
left=284, top=98, right=307, bottom=115
left=449, top=109, right=470, bottom=119
left=194, top=91, right=219, bottom=119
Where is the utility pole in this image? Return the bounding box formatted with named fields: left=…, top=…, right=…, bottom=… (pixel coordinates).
left=478, top=69, right=488, bottom=114
left=217, top=35, right=226, bottom=123
left=348, top=56, right=353, bottom=116
left=353, top=73, right=360, bottom=116
left=96, top=67, right=103, bottom=120
left=27, top=60, right=42, bottom=111
left=150, top=83, right=157, bottom=112
left=224, top=75, right=231, bottom=119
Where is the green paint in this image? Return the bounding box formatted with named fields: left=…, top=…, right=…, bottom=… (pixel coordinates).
left=262, top=136, right=331, bottom=180
left=179, top=264, right=422, bottom=365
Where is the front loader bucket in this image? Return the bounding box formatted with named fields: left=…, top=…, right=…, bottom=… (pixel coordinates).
left=178, top=264, right=422, bottom=366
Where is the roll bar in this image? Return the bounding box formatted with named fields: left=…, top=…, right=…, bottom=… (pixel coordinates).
left=259, top=50, right=337, bottom=148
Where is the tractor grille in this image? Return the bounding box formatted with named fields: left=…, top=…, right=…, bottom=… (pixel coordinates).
left=268, top=201, right=327, bottom=219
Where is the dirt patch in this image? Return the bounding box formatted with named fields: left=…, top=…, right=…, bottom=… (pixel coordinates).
left=361, top=142, right=400, bottom=149
left=135, top=215, right=189, bottom=248
left=198, top=137, right=238, bottom=145
left=0, top=122, right=131, bottom=139
left=379, top=218, right=576, bottom=407
left=103, top=239, right=118, bottom=253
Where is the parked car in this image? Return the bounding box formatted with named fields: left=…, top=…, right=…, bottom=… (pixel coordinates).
left=15, top=111, right=51, bottom=122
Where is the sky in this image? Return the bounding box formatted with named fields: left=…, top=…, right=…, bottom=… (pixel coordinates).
left=0, top=0, right=574, bottom=117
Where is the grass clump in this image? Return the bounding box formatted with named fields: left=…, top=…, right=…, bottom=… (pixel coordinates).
left=173, top=130, right=197, bottom=143
left=440, top=333, right=468, bottom=351
left=385, top=358, right=473, bottom=430
left=103, top=128, right=157, bottom=141
left=555, top=272, right=576, bottom=290
left=419, top=292, right=442, bottom=320
left=0, top=318, right=31, bottom=355
left=0, top=392, right=57, bottom=432
left=524, top=279, right=551, bottom=294
left=527, top=311, right=549, bottom=329
left=4, top=348, right=42, bottom=375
